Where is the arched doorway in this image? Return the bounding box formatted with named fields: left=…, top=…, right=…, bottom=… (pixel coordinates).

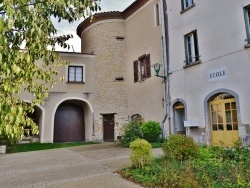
left=54, top=102, right=85, bottom=142
left=209, top=93, right=239, bottom=146
left=22, top=103, right=43, bottom=142
left=173, top=102, right=186, bottom=135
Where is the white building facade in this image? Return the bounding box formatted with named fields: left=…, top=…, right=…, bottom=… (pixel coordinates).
left=164, top=0, right=250, bottom=146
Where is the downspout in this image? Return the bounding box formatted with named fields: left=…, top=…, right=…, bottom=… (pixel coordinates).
left=161, top=0, right=170, bottom=139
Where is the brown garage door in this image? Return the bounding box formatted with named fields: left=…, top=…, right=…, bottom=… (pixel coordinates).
left=54, top=103, right=85, bottom=142
left=103, top=114, right=114, bottom=142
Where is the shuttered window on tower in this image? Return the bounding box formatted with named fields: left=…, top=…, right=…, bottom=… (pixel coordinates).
left=133, top=54, right=151, bottom=83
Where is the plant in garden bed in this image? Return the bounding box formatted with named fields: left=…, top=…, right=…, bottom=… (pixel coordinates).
left=140, top=121, right=161, bottom=143
left=119, top=121, right=142, bottom=147
left=129, top=139, right=153, bottom=169
left=120, top=137, right=250, bottom=188
left=162, top=134, right=199, bottom=161
left=119, top=120, right=163, bottom=147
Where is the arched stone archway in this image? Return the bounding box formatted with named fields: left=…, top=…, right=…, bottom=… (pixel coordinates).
left=170, top=99, right=187, bottom=135
left=204, top=89, right=241, bottom=146
left=171, top=99, right=187, bottom=135
left=53, top=99, right=93, bottom=142
left=54, top=102, right=85, bottom=142
left=22, top=101, right=44, bottom=142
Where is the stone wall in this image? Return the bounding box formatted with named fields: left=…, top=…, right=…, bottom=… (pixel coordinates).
left=81, top=20, right=128, bottom=141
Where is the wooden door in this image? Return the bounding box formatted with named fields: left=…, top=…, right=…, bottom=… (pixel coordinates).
left=210, top=98, right=239, bottom=146
left=103, top=114, right=114, bottom=142
left=54, top=103, right=85, bottom=142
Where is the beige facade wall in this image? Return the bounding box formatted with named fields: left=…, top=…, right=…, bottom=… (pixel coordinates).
left=20, top=53, right=96, bottom=143
left=125, top=0, right=165, bottom=123
left=81, top=21, right=128, bottom=140
left=167, top=0, right=250, bottom=145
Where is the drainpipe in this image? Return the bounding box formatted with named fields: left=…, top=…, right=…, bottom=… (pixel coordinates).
left=161, top=0, right=170, bottom=139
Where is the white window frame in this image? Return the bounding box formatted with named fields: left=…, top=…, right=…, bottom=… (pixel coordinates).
left=182, top=0, right=193, bottom=10
left=67, top=64, right=85, bottom=83
left=184, top=30, right=199, bottom=65
left=244, top=5, right=250, bottom=44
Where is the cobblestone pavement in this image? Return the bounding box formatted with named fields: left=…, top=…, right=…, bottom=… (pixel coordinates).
left=0, top=143, right=163, bottom=188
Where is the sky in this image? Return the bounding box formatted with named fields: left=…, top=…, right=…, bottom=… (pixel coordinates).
left=55, top=0, right=135, bottom=52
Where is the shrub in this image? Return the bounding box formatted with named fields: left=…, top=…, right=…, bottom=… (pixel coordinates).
left=129, top=139, right=153, bottom=169
left=160, top=160, right=200, bottom=188
left=140, top=121, right=161, bottom=142
left=120, top=121, right=142, bottom=147
left=162, top=135, right=198, bottom=161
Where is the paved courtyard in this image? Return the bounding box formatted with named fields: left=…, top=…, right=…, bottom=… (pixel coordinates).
left=0, top=143, right=163, bottom=188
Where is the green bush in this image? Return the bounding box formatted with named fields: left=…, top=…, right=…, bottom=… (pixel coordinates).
left=140, top=121, right=161, bottom=142
left=120, top=121, right=142, bottom=147
left=129, top=139, right=153, bottom=169
left=162, top=135, right=198, bottom=161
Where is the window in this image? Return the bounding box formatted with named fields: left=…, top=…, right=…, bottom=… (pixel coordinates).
left=133, top=54, right=151, bottom=83
left=155, top=3, right=160, bottom=27
left=181, top=0, right=194, bottom=10
left=68, top=66, right=84, bottom=83
left=244, top=5, right=250, bottom=45
left=184, top=30, right=199, bottom=65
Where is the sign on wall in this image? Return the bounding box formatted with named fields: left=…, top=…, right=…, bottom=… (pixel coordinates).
left=208, top=67, right=227, bottom=82
left=184, top=120, right=198, bottom=127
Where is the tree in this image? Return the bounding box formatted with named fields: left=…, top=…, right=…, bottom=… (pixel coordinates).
left=0, top=0, right=100, bottom=144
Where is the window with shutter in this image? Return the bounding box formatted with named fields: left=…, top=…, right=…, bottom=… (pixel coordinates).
left=139, top=55, right=146, bottom=81
left=182, top=0, right=193, bottom=10
left=133, top=54, right=151, bottom=83
left=184, top=30, right=199, bottom=65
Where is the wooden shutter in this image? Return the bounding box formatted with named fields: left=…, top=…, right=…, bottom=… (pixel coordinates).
left=194, top=31, right=199, bottom=61
left=133, top=60, right=139, bottom=83
left=181, top=0, right=184, bottom=10
left=145, top=54, right=151, bottom=78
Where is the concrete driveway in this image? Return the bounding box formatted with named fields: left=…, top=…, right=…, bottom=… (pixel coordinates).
left=0, top=143, right=163, bottom=188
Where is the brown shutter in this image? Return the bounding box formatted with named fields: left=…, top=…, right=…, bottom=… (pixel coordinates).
left=146, top=54, right=151, bottom=78
left=133, top=60, right=138, bottom=83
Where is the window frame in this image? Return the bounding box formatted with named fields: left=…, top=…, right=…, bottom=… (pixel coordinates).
left=243, top=5, right=250, bottom=46
left=154, top=2, right=161, bottom=27
left=181, top=0, right=194, bottom=11
left=67, top=65, right=85, bottom=83
left=133, top=54, right=151, bottom=83
left=184, top=30, right=200, bottom=66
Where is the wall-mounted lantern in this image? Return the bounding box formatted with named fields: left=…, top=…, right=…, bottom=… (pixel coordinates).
left=153, top=63, right=166, bottom=79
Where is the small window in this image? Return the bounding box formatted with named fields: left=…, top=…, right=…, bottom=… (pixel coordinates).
left=155, top=3, right=161, bottom=27
left=68, top=66, right=84, bottom=83
left=244, top=5, right=250, bottom=45
left=181, top=0, right=194, bottom=10
left=133, top=54, right=151, bottom=83
left=184, top=30, right=200, bottom=65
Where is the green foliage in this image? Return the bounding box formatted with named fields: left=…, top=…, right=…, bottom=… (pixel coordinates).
left=140, top=121, right=161, bottom=143
left=120, top=146, right=250, bottom=188
left=129, top=139, right=153, bottom=169
left=120, top=120, right=163, bottom=147
left=160, top=160, right=200, bottom=188
left=162, top=134, right=198, bottom=161
left=120, top=121, right=142, bottom=147
left=0, top=0, right=100, bottom=143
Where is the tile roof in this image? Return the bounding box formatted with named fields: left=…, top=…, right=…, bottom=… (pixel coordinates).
left=77, top=0, right=149, bottom=37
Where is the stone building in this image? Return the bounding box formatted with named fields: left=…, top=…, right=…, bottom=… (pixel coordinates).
left=21, top=0, right=165, bottom=143
left=77, top=0, right=165, bottom=142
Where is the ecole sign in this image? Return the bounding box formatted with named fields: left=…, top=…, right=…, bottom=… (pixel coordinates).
left=208, top=67, right=227, bottom=82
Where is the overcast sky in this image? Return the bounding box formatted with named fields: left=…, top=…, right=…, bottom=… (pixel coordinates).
left=55, top=0, right=135, bottom=52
